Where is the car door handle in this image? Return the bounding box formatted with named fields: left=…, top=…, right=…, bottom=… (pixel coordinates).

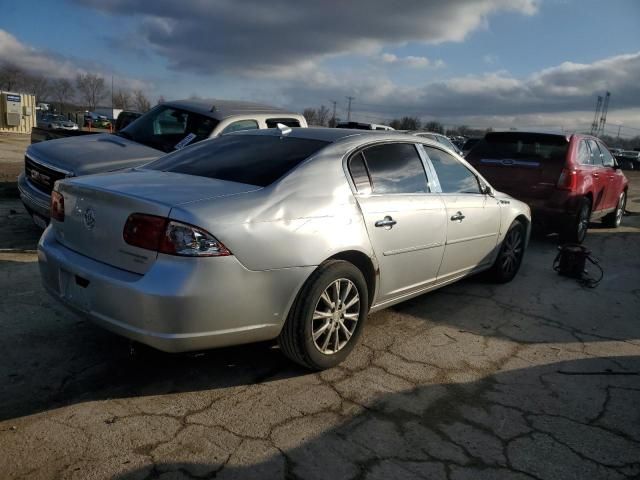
left=450, top=211, right=465, bottom=222
left=592, top=173, right=599, bottom=178
left=375, top=216, right=397, bottom=228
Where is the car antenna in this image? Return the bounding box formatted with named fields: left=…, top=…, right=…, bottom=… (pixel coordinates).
left=277, top=123, right=292, bottom=136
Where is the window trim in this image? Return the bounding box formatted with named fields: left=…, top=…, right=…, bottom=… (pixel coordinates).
left=344, top=141, right=434, bottom=197
left=420, top=144, right=484, bottom=196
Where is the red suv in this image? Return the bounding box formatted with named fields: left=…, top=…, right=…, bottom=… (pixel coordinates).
left=466, top=132, right=628, bottom=242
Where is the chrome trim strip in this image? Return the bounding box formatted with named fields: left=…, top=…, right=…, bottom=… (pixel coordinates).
left=25, top=151, right=73, bottom=176
left=18, top=181, right=50, bottom=210
left=446, top=232, right=496, bottom=245
left=383, top=242, right=443, bottom=256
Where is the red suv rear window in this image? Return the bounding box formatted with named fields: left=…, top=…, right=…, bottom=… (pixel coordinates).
left=467, top=132, right=569, bottom=165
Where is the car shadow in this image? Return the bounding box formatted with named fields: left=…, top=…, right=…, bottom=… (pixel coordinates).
left=105, top=356, right=640, bottom=480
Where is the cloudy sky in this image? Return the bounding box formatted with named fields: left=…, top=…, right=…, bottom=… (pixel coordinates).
left=2, top=0, right=640, bottom=135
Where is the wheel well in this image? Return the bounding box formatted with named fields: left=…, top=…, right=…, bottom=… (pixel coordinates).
left=328, top=250, right=376, bottom=308
left=514, top=214, right=529, bottom=229
left=584, top=192, right=594, bottom=210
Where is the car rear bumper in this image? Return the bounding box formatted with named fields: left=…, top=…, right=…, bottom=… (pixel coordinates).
left=38, top=226, right=314, bottom=352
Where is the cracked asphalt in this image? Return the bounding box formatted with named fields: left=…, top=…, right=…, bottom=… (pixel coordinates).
left=1, top=171, right=639, bottom=479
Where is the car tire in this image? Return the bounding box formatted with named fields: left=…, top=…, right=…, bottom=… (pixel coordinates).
left=487, top=219, right=526, bottom=283
left=561, top=197, right=591, bottom=244
left=278, top=260, right=368, bottom=370
left=602, top=191, right=626, bottom=228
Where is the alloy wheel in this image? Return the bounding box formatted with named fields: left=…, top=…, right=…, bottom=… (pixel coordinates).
left=615, top=193, right=626, bottom=226
left=500, top=227, right=523, bottom=275
left=311, top=278, right=360, bottom=354
left=577, top=204, right=590, bottom=242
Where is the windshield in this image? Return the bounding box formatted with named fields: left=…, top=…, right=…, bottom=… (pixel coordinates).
left=118, top=105, right=219, bottom=153
left=146, top=135, right=329, bottom=187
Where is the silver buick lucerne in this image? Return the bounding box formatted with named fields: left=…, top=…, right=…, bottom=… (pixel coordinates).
left=38, top=128, right=531, bottom=370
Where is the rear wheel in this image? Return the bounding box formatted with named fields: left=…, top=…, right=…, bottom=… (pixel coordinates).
left=487, top=219, right=526, bottom=283
left=602, top=191, right=626, bottom=228
left=561, top=197, right=591, bottom=244
left=279, top=260, right=368, bottom=370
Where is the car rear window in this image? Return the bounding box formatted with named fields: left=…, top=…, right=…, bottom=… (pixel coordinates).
left=467, top=133, right=568, bottom=164
left=146, top=135, right=329, bottom=187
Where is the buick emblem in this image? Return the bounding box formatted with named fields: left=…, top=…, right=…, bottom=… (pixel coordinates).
left=83, top=207, right=96, bottom=230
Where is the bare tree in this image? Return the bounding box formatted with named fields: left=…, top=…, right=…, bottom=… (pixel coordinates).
left=24, top=75, right=50, bottom=103
left=51, top=78, right=74, bottom=113
left=303, top=108, right=318, bottom=126
left=316, top=105, right=331, bottom=127
left=156, top=95, right=166, bottom=105
left=0, top=62, right=25, bottom=91
left=113, top=89, right=131, bottom=109
left=76, top=73, right=107, bottom=111
left=423, top=121, right=444, bottom=134
left=133, top=90, right=151, bottom=112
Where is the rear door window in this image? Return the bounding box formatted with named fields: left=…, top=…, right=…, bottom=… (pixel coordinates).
left=577, top=140, right=592, bottom=165
left=425, top=147, right=481, bottom=194
left=348, top=153, right=372, bottom=194
left=361, top=143, right=429, bottom=194
left=587, top=140, right=603, bottom=166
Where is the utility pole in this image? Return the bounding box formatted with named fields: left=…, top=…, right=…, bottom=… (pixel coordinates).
left=616, top=124, right=621, bottom=141
left=346, top=96, right=354, bottom=122
left=111, top=75, right=114, bottom=110
left=330, top=100, right=337, bottom=127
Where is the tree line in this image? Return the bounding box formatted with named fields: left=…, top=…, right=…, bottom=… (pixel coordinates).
left=0, top=61, right=154, bottom=114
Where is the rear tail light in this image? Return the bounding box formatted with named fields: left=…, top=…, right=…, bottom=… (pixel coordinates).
left=123, top=214, right=231, bottom=257
left=557, top=168, right=577, bottom=191
left=51, top=190, right=65, bottom=222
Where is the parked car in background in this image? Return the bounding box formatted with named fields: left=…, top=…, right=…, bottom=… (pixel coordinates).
left=462, top=137, right=481, bottom=156
left=614, top=150, right=640, bottom=170
left=466, top=131, right=628, bottom=243
left=19, top=99, right=307, bottom=227
left=336, top=121, right=395, bottom=131
left=408, top=131, right=463, bottom=155
left=36, top=114, right=79, bottom=131
left=38, top=128, right=530, bottom=369
left=114, top=110, right=142, bottom=132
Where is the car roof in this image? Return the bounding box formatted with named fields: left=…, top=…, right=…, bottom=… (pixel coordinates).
left=230, top=126, right=421, bottom=143
left=162, top=98, right=298, bottom=120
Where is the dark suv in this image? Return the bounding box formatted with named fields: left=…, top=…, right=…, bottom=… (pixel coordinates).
left=466, top=132, right=628, bottom=242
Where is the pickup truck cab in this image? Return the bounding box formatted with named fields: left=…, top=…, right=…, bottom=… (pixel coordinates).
left=19, top=99, right=307, bottom=226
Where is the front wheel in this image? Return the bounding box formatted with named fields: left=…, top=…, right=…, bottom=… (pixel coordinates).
left=487, top=220, right=526, bottom=283
left=279, top=260, right=369, bottom=370
left=602, top=191, right=626, bottom=228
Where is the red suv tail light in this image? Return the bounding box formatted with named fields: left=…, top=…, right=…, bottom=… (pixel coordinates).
left=51, top=190, right=65, bottom=222
left=123, top=214, right=231, bottom=257
left=557, top=168, right=577, bottom=191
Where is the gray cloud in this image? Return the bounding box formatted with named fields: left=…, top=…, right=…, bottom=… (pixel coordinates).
left=279, top=52, right=640, bottom=125
left=74, top=0, right=537, bottom=75
left=0, top=29, right=148, bottom=91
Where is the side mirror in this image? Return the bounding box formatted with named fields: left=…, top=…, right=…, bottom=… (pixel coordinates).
left=481, top=183, right=493, bottom=196
left=612, top=163, right=620, bottom=170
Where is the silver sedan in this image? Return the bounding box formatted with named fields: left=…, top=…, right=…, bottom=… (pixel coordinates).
left=38, top=128, right=531, bottom=369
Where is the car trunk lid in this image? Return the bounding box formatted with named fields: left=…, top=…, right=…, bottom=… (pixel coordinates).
left=53, top=170, right=259, bottom=274
left=466, top=132, right=569, bottom=200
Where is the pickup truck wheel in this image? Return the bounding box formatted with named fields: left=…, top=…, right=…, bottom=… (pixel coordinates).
left=278, top=260, right=368, bottom=370
left=487, top=219, right=525, bottom=283
left=602, top=192, right=626, bottom=228
left=561, top=197, right=591, bottom=244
